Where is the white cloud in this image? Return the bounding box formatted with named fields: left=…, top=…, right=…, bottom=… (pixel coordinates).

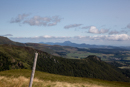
left=88, top=26, right=99, bottom=33
left=24, top=16, right=62, bottom=26
left=64, top=24, right=82, bottom=29
left=42, top=35, right=53, bottom=38
left=10, top=14, right=29, bottom=23
left=85, top=34, right=130, bottom=41
left=48, top=22, right=57, bottom=26
left=11, top=14, right=62, bottom=26
left=105, top=34, right=130, bottom=41
left=88, top=26, right=109, bottom=34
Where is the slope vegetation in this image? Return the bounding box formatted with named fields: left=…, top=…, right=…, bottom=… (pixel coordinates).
left=0, top=44, right=129, bottom=82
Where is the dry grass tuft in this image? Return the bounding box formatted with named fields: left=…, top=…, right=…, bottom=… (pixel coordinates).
left=0, top=76, right=29, bottom=87
left=0, top=76, right=106, bottom=87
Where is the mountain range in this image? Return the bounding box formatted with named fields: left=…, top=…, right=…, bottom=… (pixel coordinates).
left=40, top=41, right=130, bottom=50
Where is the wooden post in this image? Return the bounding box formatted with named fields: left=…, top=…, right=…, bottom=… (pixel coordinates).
left=29, top=52, right=38, bottom=87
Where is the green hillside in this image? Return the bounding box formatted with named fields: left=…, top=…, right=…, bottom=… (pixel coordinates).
left=26, top=41, right=130, bottom=71
left=0, top=69, right=130, bottom=87
left=0, top=36, right=25, bottom=46
left=0, top=44, right=129, bottom=82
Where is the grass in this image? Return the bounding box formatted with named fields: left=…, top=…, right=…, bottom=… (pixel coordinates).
left=0, top=76, right=104, bottom=87
left=66, top=51, right=114, bottom=61
left=124, top=57, right=130, bottom=60
left=119, top=66, right=130, bottom=69
left=66, top=51, right=101, bottom=59
left=0, top=69, right=130, bottom=87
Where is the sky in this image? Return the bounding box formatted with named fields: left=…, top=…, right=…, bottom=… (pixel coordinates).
left=0, top=0, right=130, bottom=46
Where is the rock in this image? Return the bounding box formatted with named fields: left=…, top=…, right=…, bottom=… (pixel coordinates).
left=87, top=55, right=101, bottom=61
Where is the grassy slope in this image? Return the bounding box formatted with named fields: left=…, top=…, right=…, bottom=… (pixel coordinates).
left=0, top=69, right=130, bottom=87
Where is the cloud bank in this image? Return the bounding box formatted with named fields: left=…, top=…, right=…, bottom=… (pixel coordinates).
left=10, top=34, right=130, bottom=44
left=10, top=14, right=62, bottom=26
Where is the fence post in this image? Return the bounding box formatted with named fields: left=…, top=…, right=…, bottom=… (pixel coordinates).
left=29, top=52, right=38, bottom=87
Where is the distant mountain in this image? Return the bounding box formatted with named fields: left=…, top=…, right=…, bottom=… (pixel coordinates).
left=39, top=41, right=116, bottom=49
left=40, top=41, right=130, bottom=50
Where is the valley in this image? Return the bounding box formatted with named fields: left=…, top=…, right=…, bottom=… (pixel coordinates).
left=26, top=42, right=130, bottom=70
left=0, top=36, right=130, bottom=87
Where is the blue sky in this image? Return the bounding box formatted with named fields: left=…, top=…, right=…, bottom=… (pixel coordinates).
left=0, top=0, right=130, bottom=46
